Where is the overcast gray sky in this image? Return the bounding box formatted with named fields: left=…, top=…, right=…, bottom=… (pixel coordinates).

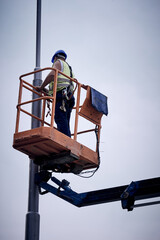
left=0, top=0, right=160, bottom=239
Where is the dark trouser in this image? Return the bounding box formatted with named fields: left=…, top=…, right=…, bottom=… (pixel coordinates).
left=55, top=90, right=75, bottom=137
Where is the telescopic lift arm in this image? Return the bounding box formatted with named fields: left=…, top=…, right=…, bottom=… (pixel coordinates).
left=35, top=171, right=160, bottom=211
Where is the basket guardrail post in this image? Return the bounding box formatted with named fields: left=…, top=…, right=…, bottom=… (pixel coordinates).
left=50, top=69, right=58, bottom=127
left=41, top=97, right=46, bottom=126
left=15, top=79, right=23, bottom=133
left=74, top=83, right=81, bottom=140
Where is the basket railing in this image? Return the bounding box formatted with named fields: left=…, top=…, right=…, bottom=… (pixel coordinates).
left=15, top=67, right=101, bottom=143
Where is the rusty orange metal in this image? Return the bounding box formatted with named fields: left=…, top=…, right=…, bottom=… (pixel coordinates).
left=13, top=126, right=98, bottom=173
left=13, top=67, right=102, bottom=173
left=79, top=86, right=103, bottom=125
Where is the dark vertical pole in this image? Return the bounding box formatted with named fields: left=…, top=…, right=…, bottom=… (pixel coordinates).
left=25, top=1, right=42, bottom=240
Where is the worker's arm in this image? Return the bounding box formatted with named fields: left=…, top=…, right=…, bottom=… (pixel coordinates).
left=36, top=60, right=61, bottom=92
left=37, top=72, right=54, bottom=91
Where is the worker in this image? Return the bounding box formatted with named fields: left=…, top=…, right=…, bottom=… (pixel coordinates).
left=36, top=50, right=75, bottom=137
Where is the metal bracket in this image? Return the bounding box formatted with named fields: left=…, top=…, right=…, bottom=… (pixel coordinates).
left=35, top=170, right=52, bottom=195
left=120, top=181, right=139, bottom=211
left=35, top=171, right=83, bottom=205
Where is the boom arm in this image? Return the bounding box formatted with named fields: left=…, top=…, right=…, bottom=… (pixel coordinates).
left=35, top=171, right=160, bottom=211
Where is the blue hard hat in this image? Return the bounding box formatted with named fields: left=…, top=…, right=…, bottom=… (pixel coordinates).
left=51, top=50, right=67, bottom=63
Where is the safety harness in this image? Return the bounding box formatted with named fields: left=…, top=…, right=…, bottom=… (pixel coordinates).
left=46, top=63, right=76, bottom=116
left=59, top=63, right=74, bottom=112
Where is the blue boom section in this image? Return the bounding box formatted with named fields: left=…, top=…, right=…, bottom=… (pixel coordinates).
left=35, top=171, right=160, bottom=211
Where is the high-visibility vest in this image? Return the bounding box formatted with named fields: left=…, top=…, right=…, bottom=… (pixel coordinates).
left=49, top=59, right=74, bottom=95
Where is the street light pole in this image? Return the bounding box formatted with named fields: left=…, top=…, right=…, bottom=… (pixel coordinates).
left=25, top=1, right=42, bottom=239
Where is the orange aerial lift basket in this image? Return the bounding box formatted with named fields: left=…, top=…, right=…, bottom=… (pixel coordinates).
left=13, top=68, right=108, bottom=174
